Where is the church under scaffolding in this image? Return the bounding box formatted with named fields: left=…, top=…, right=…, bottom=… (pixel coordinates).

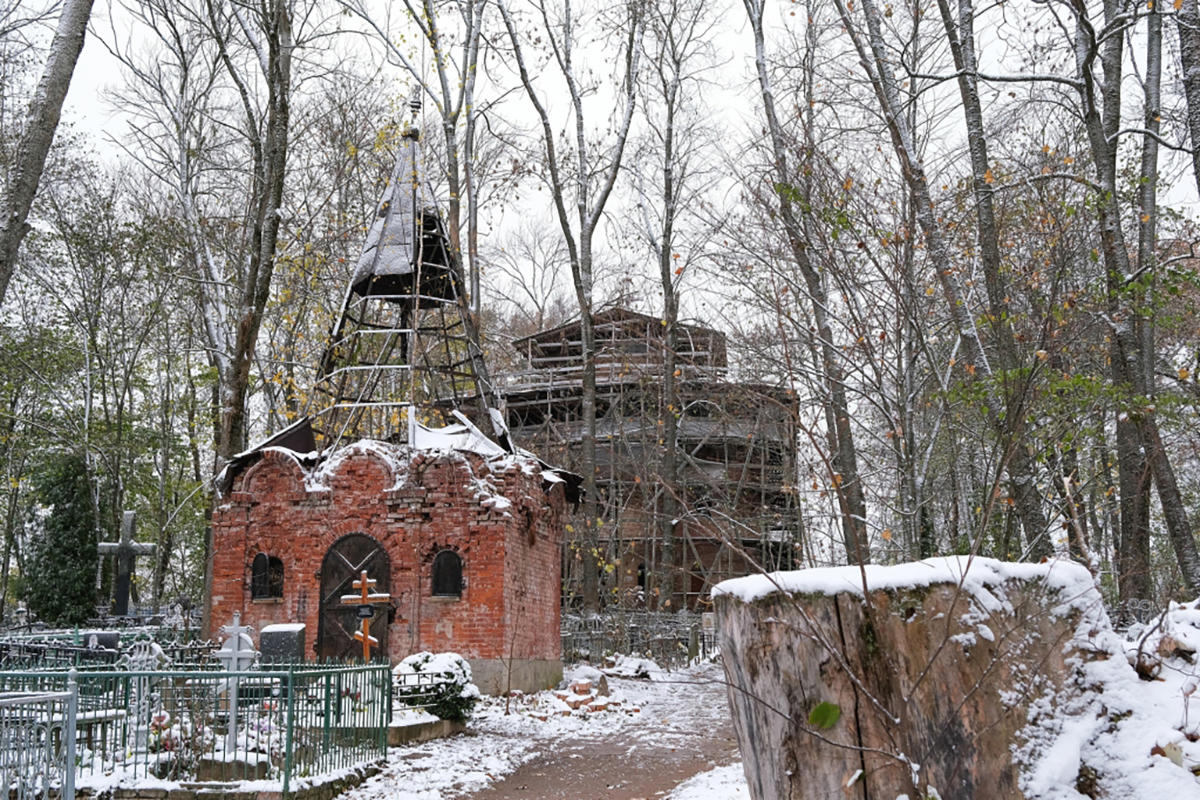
left=499, top=307, right=802, bottom=609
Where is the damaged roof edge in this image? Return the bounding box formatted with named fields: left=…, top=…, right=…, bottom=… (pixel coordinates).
left=214, top=415, right=582, bottom=504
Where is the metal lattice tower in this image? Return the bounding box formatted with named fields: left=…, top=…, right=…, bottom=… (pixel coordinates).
left=309, top=117, right=497, bottom=451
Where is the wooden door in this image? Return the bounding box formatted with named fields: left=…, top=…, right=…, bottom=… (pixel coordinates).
left=317, top=533, right=391, bottom=661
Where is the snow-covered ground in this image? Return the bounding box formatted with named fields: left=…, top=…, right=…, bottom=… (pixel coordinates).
left=666, top=764, right=751, bottom=800
left=1020, top=598, right=1200, bottom=798
left=342, top=657, right=746, bottom=800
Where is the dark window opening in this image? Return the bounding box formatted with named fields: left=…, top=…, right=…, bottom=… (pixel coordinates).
left=251, top=553, right=284, bottom=599
left=432, top=550, right=463, bottom=598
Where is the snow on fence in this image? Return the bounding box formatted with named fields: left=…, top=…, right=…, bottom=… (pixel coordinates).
left=0, top=664, right=392, bottom=794
left=0, top=632, right=214, bottom=671
left=0, top=674, right=76, bottom=800
left=561, top=611, right=716, bottom=667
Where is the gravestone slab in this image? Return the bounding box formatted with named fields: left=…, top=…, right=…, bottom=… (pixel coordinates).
left=81, top=631, right=119, bottom=652
left=260, top=623, right=306, bottom=663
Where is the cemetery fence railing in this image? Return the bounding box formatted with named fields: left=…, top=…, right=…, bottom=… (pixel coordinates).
left=0, top=671, right=76, bottom=800
left=561, top=611, right=716, bottom=667
left=0, top=663, right=397, bottom=794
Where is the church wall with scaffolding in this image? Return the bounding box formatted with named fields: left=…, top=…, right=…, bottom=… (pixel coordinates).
left=499, top=307, right=802, bottom=610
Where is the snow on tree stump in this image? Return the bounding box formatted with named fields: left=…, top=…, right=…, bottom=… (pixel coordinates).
left=713, top=557, right=1103, bottom=800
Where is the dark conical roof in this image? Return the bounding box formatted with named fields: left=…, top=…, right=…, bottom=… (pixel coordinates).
left=350, top=131, right=456, bottom=301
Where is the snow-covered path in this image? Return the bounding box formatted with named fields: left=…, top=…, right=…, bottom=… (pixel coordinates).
left=341, top=661, right=747, bottom=799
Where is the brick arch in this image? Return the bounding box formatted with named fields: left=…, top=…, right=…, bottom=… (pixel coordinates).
left=326, top=447, right=398, bottom=496
left=238, top=448, right=306, bottom=498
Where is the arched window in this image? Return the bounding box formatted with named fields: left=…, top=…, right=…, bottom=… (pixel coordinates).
left=251, top=553, right=284, bottom=599
left=432, top=550, right=463, bottom=598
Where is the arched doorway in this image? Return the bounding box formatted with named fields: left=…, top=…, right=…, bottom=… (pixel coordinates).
left=317, top=533, right=390, bottom=662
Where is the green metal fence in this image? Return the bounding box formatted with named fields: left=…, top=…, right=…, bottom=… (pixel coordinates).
left=0, top=664, right=392, bottom=794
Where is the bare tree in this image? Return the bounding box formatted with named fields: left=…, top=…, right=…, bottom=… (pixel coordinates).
left=1176, top=0, right=1200, bottom=196
left=628, top=0, right=719, bottom=604
left=497, top=0, right=644, bottom=609
left=1066, top=0, right=1200, bottom=593
left=0, top=0, right=94, bottom=306
left=744, top=0, right=870, bottom=564
left=932, top=0, right=1054, bottom=560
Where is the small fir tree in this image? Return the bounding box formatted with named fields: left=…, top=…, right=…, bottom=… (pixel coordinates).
left=24, top=452, right=99, bottom=625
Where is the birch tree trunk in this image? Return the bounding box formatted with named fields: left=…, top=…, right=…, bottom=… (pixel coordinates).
left=635, top=0, right=714, bottom=606
left=1113, top=5, right=1163, bottom=604
left=0, top=0, right=94, bottom=306
left=1177, top=0, right=1200, bottom=196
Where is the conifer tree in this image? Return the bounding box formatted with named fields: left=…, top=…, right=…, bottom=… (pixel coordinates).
left=24, top=452, right=99, bottom=625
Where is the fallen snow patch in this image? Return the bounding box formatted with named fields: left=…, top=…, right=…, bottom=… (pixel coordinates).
left=1017, top=599, right=1200, bottom=798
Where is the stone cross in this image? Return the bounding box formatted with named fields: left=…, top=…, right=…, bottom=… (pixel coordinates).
left=340, top=570, right=391, bottom=662
left=97, top=511, right=156, bottom=616
left=215, top=611, right=258, bottom=754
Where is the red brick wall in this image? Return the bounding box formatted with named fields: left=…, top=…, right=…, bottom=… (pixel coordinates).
left=211, top=444, right=564, bottom=664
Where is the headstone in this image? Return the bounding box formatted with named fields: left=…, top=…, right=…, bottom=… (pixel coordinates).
left=97, top=511, right=156, bottom=616
left=82, top=631, right=119, bottom=652
left=163, top=603, right=185, bottom=630
left=214, top=611, right=258, bottom=754
left=260, top=623, right=306, bottom=664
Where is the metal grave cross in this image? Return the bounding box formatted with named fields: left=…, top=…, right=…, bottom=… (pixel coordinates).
left=97, top=511, right=156, bottom=616
left=215, top=611, right=258, bottom=754
left=340, top=570, right=391, bottom=662
left=119, top=636, right=168, bottom=754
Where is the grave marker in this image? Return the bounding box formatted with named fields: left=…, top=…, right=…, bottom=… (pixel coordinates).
left=260, top=623, right=306, bottom=663
left=215, top=611, right=258, bottom=754
left=118, top=636, right=168, bottom=754
left=340, top=570, right=390, bottom=661
left=97, top=511, right=156, bottom=616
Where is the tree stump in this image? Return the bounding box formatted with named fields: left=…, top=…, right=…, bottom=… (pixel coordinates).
left=713, top=557, right=1102, bottom=799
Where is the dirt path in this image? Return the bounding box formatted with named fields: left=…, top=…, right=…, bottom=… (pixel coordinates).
left=341, top=663, right=741, bottom=800
left=464, top=714, right=739, bottom=799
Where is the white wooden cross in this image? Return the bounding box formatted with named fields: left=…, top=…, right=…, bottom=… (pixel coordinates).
left=215, top=611, right=258, bottom=754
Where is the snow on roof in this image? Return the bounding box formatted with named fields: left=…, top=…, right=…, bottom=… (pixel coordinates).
left=218, top=411, right=580, bottom=503
left=415, top=412, right=508, bottom=458
left=712, top=556, right=1096, bottom=609
left=304, top=438, right=413, bottom=492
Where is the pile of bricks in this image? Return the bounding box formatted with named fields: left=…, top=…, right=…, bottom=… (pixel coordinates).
left=551, top=677, right=635, bottom=714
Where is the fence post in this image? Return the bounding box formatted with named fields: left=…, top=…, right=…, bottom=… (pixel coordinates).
left=322, top=672, right=332, bottom=753
left=282, top=665, right=295, bottom=798
left=380, top=665, right=390, bottom=754
left=65, top=669, right=77, bottom=800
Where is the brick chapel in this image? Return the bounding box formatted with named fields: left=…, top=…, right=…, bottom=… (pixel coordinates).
left=211, top=430, right=569, bottom=695
left=208, top=120, right=574, bottom=695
